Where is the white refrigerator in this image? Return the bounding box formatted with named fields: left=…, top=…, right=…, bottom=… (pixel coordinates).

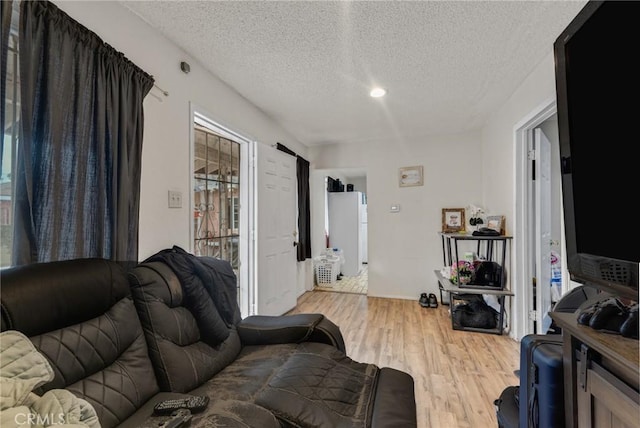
left=360, top=203, right=367, bottom=263
left=328, top=191, right=364, bottom=277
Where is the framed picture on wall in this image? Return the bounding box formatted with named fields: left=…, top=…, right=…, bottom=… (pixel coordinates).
left=442, top=208, right=465, bottom=233
left=399, top=166, right=424, bottom=187
left=486, top=215, right=505, bottom=234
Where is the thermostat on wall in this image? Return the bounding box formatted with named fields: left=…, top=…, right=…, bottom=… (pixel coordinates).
left=390, top=205, right=400, bottom=213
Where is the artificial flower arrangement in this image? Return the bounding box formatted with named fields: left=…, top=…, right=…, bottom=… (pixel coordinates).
left=450, top=260, right=475, bottom=285
left=467, top=204, right=485, bottom=230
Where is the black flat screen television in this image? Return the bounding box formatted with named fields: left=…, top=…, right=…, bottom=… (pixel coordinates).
left=554, top=0, right=639, bottom=301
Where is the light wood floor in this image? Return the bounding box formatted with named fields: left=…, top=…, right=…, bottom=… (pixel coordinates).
left=288, top=291, right=520, bottom=428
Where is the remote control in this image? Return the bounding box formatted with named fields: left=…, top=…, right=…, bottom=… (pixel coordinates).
left=153, top=396, right=210, bottom=415
left=161, top=409, right=192, bottom=428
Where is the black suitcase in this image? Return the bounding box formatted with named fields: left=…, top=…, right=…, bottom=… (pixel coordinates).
left=495, top=385, right=519, bottom=428
left=518, top=334, right=564, bottom=428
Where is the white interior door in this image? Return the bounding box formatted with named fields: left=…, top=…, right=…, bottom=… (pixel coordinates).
left=256, top=143, right=297, bottom=315
left=535, top=128, right=553, bottom=334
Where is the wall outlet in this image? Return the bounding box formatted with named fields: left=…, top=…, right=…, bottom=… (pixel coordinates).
left=168, top=190, right=182, bottom=208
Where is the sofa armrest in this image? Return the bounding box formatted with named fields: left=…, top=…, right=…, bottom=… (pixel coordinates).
left=308, top=316, right=346, bottom=353
left=238, top=313, right=346, bottom=353
left=370, top=368, right=417, bottom=427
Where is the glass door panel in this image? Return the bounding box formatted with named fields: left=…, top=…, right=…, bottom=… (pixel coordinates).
left=192, top=124, right=241, bottom=275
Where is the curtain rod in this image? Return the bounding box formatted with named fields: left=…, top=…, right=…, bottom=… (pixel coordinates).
left=153, top=83, right=169, bottom=97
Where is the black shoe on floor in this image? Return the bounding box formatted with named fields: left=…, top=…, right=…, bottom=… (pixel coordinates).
left=428, top=293, right=439, bottom=308
left=419, top=293, right=429, bottom=308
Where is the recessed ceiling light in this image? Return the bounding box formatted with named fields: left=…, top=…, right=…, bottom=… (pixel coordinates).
left=370, top=87, right=386, bottom=98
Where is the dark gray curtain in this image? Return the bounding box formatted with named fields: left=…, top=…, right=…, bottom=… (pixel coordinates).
left=296, top=156, right=311, bottom=261
left=0, top=0, right=12, bottom=178
left=276, top=142, right=311, bottom=261
left=13, top=0, right=154, bottom=265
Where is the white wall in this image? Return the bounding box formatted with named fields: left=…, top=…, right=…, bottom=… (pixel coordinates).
left=53, top=1, right=308, bottom=261
left=482, top=51, right=560, bottom=337
left=309, top=51, right=565, bottom=307
left=349, top=177, right=367, bottom=194
left=310, top=132, right=482, bottom=300
left=481, top=53, right=559, bottom=235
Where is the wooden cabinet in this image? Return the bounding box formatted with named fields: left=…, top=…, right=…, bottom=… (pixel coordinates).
left=550, top=312, right=639, bottom=428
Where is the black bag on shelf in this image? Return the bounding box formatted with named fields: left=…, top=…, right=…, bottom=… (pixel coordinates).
left=474, top=261, right=504, bottom=288
left=452, top=295, right=498, bottom=329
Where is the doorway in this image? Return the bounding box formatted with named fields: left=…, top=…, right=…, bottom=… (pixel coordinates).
left=190, top=108, right=252, bottom=318
left=513, top=100, right=568, bottom=339
left=312, top=169, right=368, bottom=295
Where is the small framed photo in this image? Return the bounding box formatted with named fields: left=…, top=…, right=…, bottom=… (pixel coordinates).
left=486, top=215, right=505, bottom=234
left=442, top=208, right=466, bottom=233
left=399, top=166, right=424, bottom=187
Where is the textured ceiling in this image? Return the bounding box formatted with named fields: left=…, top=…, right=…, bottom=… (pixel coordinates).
left=122, top=0, right=586, bottom=147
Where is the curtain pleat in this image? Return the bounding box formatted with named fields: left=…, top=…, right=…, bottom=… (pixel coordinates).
left=296, top=156, right=311, bottom=261
left=0, top=0, right=12, bottom=178
left=13, top=0, right=153, bottom=265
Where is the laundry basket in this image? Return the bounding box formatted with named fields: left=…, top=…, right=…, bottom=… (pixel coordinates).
left=314, top=254, right=341, bottom=286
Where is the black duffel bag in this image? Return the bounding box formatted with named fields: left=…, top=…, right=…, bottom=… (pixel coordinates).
left=452, top=296, right=498, bottom=329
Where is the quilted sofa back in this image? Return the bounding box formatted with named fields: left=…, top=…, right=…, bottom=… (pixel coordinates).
left=128, top=261, right=242, bottom=393
left=0, top=259, right=159, bottom=428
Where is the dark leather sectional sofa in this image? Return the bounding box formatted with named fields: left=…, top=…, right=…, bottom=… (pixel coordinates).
left=0, top=254, right=416, bottom=427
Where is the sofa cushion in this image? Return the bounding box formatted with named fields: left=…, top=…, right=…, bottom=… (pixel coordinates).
left=255, top=352, right=378, bottom=426
left=189, top=399, right=281, bottom=428
left=189, top=343, right=415, bottom=428
left=143, top=246, right=241, bottom=326
left=129, top=261, right=242, bottom=392
left=0, top=258, right=130, bottom=336
left=0, top=259, right=160, bottom=428
left=119, top=394, right=281, bottom=428
left=29, top=298, right=159, bottom=427
left=190, top=342, right=380, bottom=426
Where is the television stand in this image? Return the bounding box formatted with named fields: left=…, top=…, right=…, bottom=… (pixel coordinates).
left=549, top=311, right=639, bottom=428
